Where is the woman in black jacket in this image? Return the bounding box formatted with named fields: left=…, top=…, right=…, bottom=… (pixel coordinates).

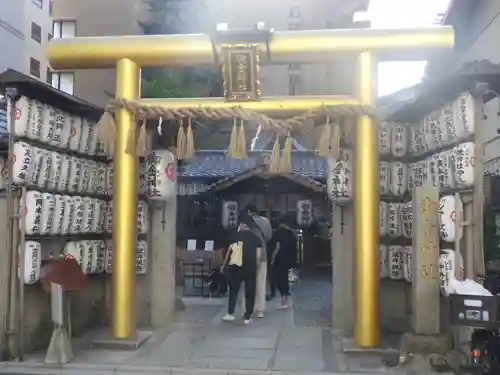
left=268, top=215, right=297, bottom=309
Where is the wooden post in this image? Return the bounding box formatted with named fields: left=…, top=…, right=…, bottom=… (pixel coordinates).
left=412, top=184, right=441, bottom=335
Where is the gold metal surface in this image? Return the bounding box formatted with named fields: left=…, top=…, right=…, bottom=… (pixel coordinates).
left=222, top=46, right=261, bottom=101
left=46, top=26, right=454, bottom=69
left=353, top=52, right=380, bottom=347
left=111, top=58, right=140, bottom=339
left=139, top=95, right=359, bottom=117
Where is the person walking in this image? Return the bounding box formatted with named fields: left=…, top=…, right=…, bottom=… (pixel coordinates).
left=222, top=214, right=263, bottom=324
left=243, top=204, right=272, bottom=318
left=269, top=215, right=297, bottom=309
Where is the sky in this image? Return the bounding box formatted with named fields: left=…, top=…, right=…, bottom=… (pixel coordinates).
left=365, top=0, right=452, bottom=97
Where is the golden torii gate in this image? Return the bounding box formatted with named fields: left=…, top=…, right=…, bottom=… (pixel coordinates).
left=46, top=26, right=453, bottom=348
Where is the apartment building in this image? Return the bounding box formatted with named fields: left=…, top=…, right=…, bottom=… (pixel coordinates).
left=51, top=0, right=368, bottom=106
left=0, top=0, right=53, bottom=82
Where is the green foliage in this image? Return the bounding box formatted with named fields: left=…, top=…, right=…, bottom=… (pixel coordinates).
left=484, top=203, right=500, bottom=263
left=139, top=0, right=222, bottom=98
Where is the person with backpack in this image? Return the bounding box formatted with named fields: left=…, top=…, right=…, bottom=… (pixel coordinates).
left=221, top=214, right=263, bottom=324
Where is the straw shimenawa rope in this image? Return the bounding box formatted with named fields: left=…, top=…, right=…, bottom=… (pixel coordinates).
left=279, top=133, right=293, bottom=173
left=96, top=97, right=383, bottom=157
left=176, top=120, right=187, bottom=159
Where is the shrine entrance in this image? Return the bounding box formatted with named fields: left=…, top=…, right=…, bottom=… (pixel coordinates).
left=46, top=25, right=454, bottom=348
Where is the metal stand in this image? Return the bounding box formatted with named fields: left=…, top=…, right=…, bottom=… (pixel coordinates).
left=44, top=283, right=73, bottom=364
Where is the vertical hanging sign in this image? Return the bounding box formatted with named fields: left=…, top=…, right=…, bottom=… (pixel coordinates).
left=222, top=46, right=261, bottom=102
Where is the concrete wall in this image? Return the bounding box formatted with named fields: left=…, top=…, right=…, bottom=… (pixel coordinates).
left=0, top=0, right=25, bottom=74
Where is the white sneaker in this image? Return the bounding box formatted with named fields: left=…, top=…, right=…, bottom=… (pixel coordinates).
left=222, top=314, right=235, bottom=322
left=244, top=318, right=252, bottom=325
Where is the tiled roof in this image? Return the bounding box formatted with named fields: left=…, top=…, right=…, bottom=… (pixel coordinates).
left=203, top=165, right=327, bottom=194
left=178, top=150, right=327, bottom=179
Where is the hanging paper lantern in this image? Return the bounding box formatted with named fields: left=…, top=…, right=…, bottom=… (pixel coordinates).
left=422, top=115, right=438, bottom=151
left=47, top=151, right=62, bottom=190
left=57, top=154, right=72, bottom=192
left=146, top=149, right=177, bottom=201
left=28, top=146, right=43, bottom=186
left=68, top=116, right=83, bottom=152
left=87, top=124, right=99, bottom=156
left=106, top=201, right=113, bottom=233
left=7, top=96, right=32, bottom=137
left=22, top=241, right=42, bottom=285
left=79, top=160, right=91, bottom=193
left=72, top=196, right=85, bottom=234
left=41, top=104, right=57, bottom=145
left=401, top=201, right=412, bottom=239
left=387, top=203, right=401, bottom=238
left=12, top=141, right=32, bottom=184
left=222, top=201, right=238, bottom=229
left=68, top=157, right=82, bottom=193
left=37, top=149, right=52, bottom=189
left=94, top=240, right=106, bottom=274
left=440, top=249, right=464, bottom=296
left=379, top=162, right=390, bottom=195
left=402, top=246, right=413, bottom=283
left=438, top=150, right=455, bottom=190
left=426, top=154, right=440, bottom=189
left=453, top=142, right=475, bottom=187
left=454, top=92, right=475, bottom=140
left=137, top=201, right=149, bottom=234
left=96, top=163, right=107, bottom=195
left=378, top=122, right=391, bottom=156
left=136, top=241, right=148, bottom=275
left=92, top=199, right=104, bottom=233
left=440, top=103, right=457, bottom=144
left=379, top=201, right=388, bottom=236
left=98, top=201, right=107, bottom=233
left=40, top=193, right=56, bottom=235
left=389, top=162, right=407, bottom=196
left=79, top=119, right=92, bottom=155
left=61, top=196, right=74, bottom=235
left=296, top=199, right=313, bottom=227
left=28, top=100, right=44, bottom=140
left=23, top=190, right=43, bottom=235
left=139, top=162, right=148, bottom=195
left=82, top=197, right=95, bottom=233
left=80, top=241, right=94, bottom=274
left=52, top=109, right=65, bottom=148
left=51, top=194, right=65, bottom=235
left=388, top=245, right=403, bottom=280
left=326, top=150, right=352, bottom=202
left=105, top=240, right=112, bottom=274
left=390, top=124, right=408, bottom=157
left=380, top=244, right=389, bottom=279
left=0, top=157, right=6, bottom=190
left=439, top=195, right=464, bottom=243
left=106, top=162, right=114, bottom=196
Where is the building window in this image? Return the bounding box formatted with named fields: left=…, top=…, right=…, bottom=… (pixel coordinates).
left=46, top=68, right=52, bottom=84
left=51, top=72, right=74, bottom=95
left=31, top=22, right=42, bottom=43
left=32, top=0, right=43, bottom=8
left=30, top=58, right=41, bottom=78
left=53, top=20, right=76, bottom=38
left=289, top=75, right=300, bottom=96
left=289, top=6, right=300, bottom=18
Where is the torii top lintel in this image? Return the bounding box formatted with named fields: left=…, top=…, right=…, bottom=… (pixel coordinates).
left=46, top=26, right=454, bottom=70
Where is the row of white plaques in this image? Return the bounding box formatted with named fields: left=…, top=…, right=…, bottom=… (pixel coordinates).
left=8, top=96, right=106, bottom=156
left=327, top=142, right=475, bottom=201
left=23, top=240, right=148, bottom=285
left=381, top=246, right=461, bottom=296
left=11, top=142, right=177, bottom=201
left=381, top=194, right=462, bottom=243
left=23, top=190, right=148, bottom=236
left=379, top=92, right=475, bottom=158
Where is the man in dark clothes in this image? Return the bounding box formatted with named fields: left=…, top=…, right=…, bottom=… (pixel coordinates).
left=222, top=214, right=263, bottom=324
left=268, top=215, right=297, bottom=309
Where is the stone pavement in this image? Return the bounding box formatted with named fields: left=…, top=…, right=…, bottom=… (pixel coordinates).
left=0, top=273, right=451, bottom=374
